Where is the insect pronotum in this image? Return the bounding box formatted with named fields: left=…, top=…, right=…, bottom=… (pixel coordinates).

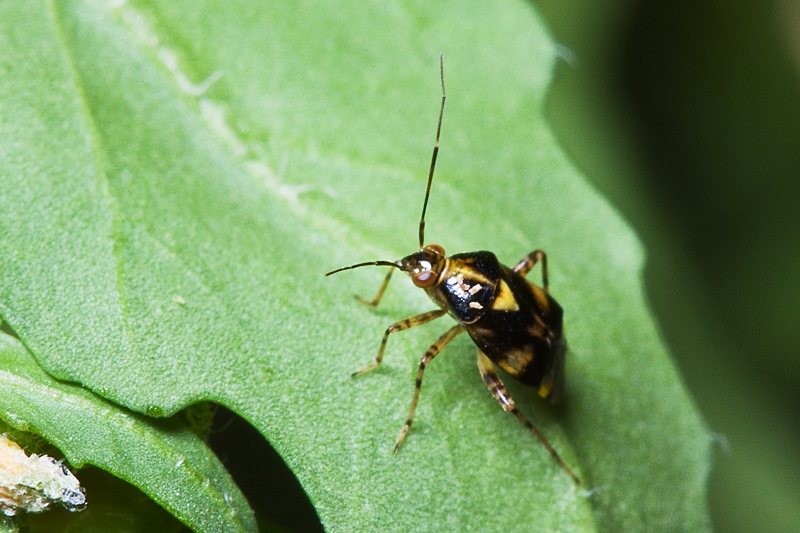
left=327, top=54, right=580, bottom=486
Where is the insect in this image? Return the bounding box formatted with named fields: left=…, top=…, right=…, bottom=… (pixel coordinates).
left=326, top=55, right=580, bottom=486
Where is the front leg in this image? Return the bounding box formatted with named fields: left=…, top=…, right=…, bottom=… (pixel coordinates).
left=477, top=349, right=580, bottom=485
left=513, top=249, right=548, bottom=291
left=355, top=267, right=395, bottom=307
left=352, top=309, right=446, bottom=377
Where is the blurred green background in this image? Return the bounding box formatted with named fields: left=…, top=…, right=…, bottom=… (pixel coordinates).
left=539, top=1, right=800, bottom=531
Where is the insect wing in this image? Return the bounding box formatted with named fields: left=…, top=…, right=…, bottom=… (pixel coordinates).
left=465, top=265, right=565, bottom=392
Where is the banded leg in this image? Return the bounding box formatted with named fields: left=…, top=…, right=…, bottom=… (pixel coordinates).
left=513, top=249, right=548, bottom=291
left=477, top=349, right=580, bottom=485
left=352, top=309, right=446, bottom=377
left=355, top=267, right=395, bottom=307
left=394, top=325, right=463, bottom=452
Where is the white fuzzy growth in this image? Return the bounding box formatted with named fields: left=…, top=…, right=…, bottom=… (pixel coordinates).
left=0, top=435, right=85, bottom=516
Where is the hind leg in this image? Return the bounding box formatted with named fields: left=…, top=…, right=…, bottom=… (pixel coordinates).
left=477, top=349, right=580, bottom=485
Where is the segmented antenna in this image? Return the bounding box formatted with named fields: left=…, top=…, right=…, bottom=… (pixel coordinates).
left=418, top=53, right=446, bottom=249
left=325, top=260, right=401, bottom=276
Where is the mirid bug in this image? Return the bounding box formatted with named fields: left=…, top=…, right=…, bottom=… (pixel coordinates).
left=326, top=55, right=580, bottom=486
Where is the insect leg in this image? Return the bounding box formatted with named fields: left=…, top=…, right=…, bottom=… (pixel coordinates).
left=355, top=267, right=395, bottom=307
left=394, top=325, right=463, bottom=452
left=477, top=349, right=580, bottom=485
left=352, top=309, right=447, bottom=377
left=513, top=249, right=548, bottom=290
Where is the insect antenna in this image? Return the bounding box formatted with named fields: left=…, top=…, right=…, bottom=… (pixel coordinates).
left=418, top=53, right=446, bottom=249
left=325, top=260, right=401, bottom=276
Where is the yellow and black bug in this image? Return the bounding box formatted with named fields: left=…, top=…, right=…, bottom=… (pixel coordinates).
left=327, top=55, right=580, bottom=486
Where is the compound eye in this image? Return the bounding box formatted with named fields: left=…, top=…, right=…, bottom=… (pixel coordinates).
left=412, top=270, right=438, bottom=288
left=426, top=244, right=445, bottom=256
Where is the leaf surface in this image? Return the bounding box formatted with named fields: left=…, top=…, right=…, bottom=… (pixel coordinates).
left=0, top=0, right=711, bottom=530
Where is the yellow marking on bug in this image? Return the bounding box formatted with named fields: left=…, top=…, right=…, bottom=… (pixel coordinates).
left=490, top=279, right=519, bottom=312
left=527, top=280, right=550, bottom=311
left=527, top=321, right=546, bottom=339
left=537, top=373, right=555, bottom=399
left=469, top=301, right=483, bottom=309
left=495, top=347, right=533, bottom=377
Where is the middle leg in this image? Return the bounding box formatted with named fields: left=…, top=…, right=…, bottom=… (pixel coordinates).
left=393, top=325, right=463, bottom=452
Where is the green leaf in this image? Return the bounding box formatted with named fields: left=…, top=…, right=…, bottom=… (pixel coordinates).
left=0, top=333, right=254, bottom=533
left=0, top=517, right=18, bottom=533
left=0, top=0, right=711, bottom=531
